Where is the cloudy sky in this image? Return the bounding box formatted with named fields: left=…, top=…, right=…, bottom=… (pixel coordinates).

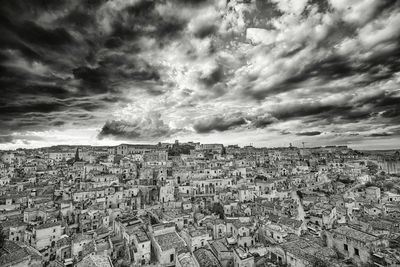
left=1, top=0, right=400, bottom=150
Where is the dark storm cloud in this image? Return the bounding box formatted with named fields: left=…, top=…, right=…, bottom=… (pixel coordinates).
left=254, top=0, right=283, bottom=19
left=199, top=65, right=224, bottom=87
left=193, top=23, right=218, bottom=39
left=0, top=133, right=45, bottom=144
left=303, top=0, right=395, bottom=21
left=104, top=37, right=124, bottom=49
left=99, top=121, right=142, bottom=139
left=0, top=1, right=108, bottom=136
left=72, top=66, right=110, bottom=93
left=97, top=55, right=161, bottom=83
left=0, top=135, right=14, bottom=144
left=368, top=132, right=392, bottom=137
left=241, top=1, right=400, bottom=103
left=194, top=116, right=247, bottom=133
left=0, top=0, right=192, bottom=141
left=280, top=130, right=291, bottom=135
left=249, top=48, right=400, bottom=100
left=271, top=102, right=337, bottom=121
left=0, top=65, right=72, bottom=102
left=52, top=121, right=66, bottom=127
left=381, top=107, right=400, bottom=118
left=193, top=113, right=279, bottom=134
left=296, top=131, right=322, bottom=136
left=173, top=0, right=210, bottom=6
left=0, top=54, right=125, bottom=132
left=14, top=21, right=75, bottom=49
left=355, top=91, right=400, bottom=124
left=0, top=14, right=78, bottom=64
left=60, top=8, right=93, bottom=28
left=373, top=92, right=400, bottom=108
left=98, top=112, right=180, bottom=140
left=0, top=95, right=114, bottom=134
left=274, top=102, right=352, bottom=124
left=250, top=115, right=276, bottom=128
left=109, top=0, right=187, bottom=44
left=268, top=90, right=400, bottom=128
left=0, top=101, right=65, bottom=115
left=0, top=0, right=399, bottom=147
left=124, top=0, right=156, bottom=16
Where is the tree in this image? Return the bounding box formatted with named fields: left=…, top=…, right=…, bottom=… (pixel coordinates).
left=313, top=259, right=329, bottom=267
left=367, top=161, right=378, bottom=175
left=296, top=190, right=304, bottom=199
left=210, top=203, right=225, bottom=219
left=74, top=147, right=80, bottom=161
left=150, top=215, right=158, bottom=225
left=383, top=181, right=395, bottom=191
left=168, top=144, right=193, bottom=156
left=0, top=224, right=5, bottom=252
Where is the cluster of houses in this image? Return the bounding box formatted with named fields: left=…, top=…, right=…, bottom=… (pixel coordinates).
left=0, top=142, right=399, bottom=267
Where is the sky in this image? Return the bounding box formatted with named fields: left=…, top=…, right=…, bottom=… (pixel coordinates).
left=1, top=0, right=400, bottom=150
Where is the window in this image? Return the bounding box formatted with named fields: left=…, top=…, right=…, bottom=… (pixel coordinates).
left=344, top=244, right=348, bottom=251
left=170, top=254, right=174, bottom=262
left=354, top=248, right=359, bottom=256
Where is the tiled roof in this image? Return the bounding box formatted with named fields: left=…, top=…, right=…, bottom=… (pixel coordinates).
left=57, top=236, right=71, bottom=248
left=210, top=239, right=229, bottom=254
left=280, top=238, right=336, bottom=264
left=78, top=254, right=113, bottom=267
left=0, top=240, right=40, bottom=266
left=193, top=248, right=222, bottom=267
left=178, top=253, right=197, bottom=267
left=155, top=231, right=186, bottom=252
left=0, top=219, right=26, bottom=228
left=333, top=225, right=378, bottom=243
left=0, top=248, right=30, bottom=266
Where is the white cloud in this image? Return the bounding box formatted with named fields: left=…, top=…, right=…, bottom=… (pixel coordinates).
left=271, top=0, right=309, bottom=15
left=246, top=28, right=277, bottom=45
left=329, top=0, right=382, bottom=25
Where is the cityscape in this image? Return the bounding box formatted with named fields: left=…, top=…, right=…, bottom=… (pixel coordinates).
left=1, top=0, right=400, bottom=266
left=0, top=142, right=399, bottom=266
